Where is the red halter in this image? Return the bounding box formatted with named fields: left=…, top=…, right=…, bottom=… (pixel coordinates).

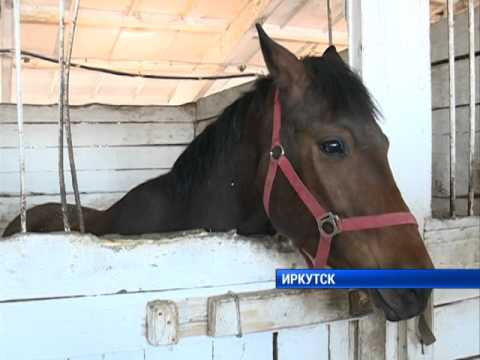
left=263, top=90, right=417, bottom=268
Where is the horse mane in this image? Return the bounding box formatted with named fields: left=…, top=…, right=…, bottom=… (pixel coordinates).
left=171, top=77, right=271, bottom=194
left=171, top=54, right=378, bottom=195
left=303, top=54, right=380, bottom=121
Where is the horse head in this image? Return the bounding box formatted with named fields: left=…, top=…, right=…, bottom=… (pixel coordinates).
left=255, top=24, right=433, bottom=321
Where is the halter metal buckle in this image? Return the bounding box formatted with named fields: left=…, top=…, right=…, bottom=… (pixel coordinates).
left=317, top=212, right=341, bottom=237
left=270, top=144, right=285, bottom=160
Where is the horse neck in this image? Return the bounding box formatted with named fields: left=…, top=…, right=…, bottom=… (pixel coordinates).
left=178, top=96, right=271, bottom=232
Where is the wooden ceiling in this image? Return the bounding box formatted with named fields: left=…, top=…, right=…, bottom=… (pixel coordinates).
left=0, top=0, right=475, bottom=105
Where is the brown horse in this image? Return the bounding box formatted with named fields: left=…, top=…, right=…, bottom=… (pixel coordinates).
left=3, top=25, right=433, bottom=321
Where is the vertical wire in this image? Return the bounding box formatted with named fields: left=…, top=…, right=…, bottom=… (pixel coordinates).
left=64, top=0, right=85, bottom=232
left=58, top=0, right=70, bottom=231
left=467, top=0, right=476, bottom=216
left=327, top=0, right=333, bottom=46
left=447, top=0, right=457, bottom=217
left=12, top=0, right=27, bottom=232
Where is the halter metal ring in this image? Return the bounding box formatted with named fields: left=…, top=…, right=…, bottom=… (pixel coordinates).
left=270, top=144, right=284, bottom=160
left=317, top=212, right=341, bottom=237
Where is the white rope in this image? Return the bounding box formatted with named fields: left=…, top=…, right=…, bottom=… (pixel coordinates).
left=13, top=0, right=27, bottom=232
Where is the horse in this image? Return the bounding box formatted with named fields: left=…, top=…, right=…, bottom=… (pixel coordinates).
left=3, top=24, right=433, bottom=321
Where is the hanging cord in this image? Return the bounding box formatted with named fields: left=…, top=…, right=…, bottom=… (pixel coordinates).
left=0, top=49, right=259, bottom=81
left=64, top=0, right=85, bottom=232
left=58, top=0, right=70, bottom=231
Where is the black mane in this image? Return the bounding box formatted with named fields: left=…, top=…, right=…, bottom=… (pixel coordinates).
left=171, top=78, right=271, bottom=194
left=303, top=53, right=380, bottom=121
left=171, top=54, right=378, bottom=194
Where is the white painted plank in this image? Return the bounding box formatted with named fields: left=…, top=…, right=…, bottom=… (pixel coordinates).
left=424, top=216, right=480, bottom=232
left=385, top=321, right=399, bottom=360
left=431, top=6, right=480, bottom=63
left=0, top=103, right=196, bottom=124
left=0, top=192, right=123, bottom=235
left=329, top=320, right=354, bottom=360
left=357, top=311, right=386, bottom=360
left=195, top=81, right=254, bottom=121
left=432, top=298, right=480, bottom=360
left=277, top=324, right=329, bottom=360
left=145, top=337, right=213, bottom=360
left=0, top=146, right=184, bottom=172
left=431, top=56, right=480, bottom=108
left=0, top=284, right=275, bottom=360
left=103, top=350, right=145, bottom=360
left=207, top=289, right=353, bottom=337
left=425, top=234, right=479, bottom=269
left=0, top=192, right=123, bottom=222
left=424, top=216, right=480, bottom=270
left=194, top=117, right=216, bottom=136
left=0, top=232, right=305, bottom=300
left=0, top=169, right=165, bottom=194
left=434, top=289, right=480, bottom=306
left=213, top=332, right=273, bottom=360
left=0, top=122, right=194, bottom=147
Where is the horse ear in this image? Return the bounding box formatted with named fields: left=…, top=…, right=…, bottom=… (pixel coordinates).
left=256, top=24, right=306, bottom=95
left=323, top=45, right=344, bottom=63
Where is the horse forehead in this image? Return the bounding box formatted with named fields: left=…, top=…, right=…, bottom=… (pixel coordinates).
left=311, top=114, right=385, bottom=143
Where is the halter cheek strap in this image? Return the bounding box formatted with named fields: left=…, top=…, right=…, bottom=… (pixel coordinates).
left=263, top=89, right=417, bottom=268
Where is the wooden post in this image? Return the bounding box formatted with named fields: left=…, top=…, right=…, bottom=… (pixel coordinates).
left=346, top=1, right=433, bottom=357
left=447, top=0, right=457, bottom=217
left=467, top=0, right=476, bottom=216
left=64, top=0, right=85, bottom=232
left=58, top=0, right=70, bottom=231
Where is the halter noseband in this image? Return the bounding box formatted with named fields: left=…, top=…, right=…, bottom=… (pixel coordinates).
left=263, top=90, right=417, bottom=268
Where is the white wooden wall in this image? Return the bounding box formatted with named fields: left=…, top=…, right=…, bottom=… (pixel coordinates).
left=0, top=218, right=478, bottom=360
left=0, top=104, right=195, bottom=233
left=0, top=81, right=254, bottom=235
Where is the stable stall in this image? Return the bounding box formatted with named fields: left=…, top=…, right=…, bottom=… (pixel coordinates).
left=0, top=1, right=479, bottom=359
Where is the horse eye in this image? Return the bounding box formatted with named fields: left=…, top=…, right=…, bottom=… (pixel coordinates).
left=320, top=139, right=346, bottom=156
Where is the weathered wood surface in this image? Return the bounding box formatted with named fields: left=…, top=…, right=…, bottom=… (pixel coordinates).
left=207, top=289, right=354, bottom=337
left=0, top=192, right=123, bottom=234
left=430, top=6, right=479, bottom=64
left=0, top=231, right=304, bottom=300
left=0, top=103, right=196, bottom=123
left=1, top=168, right=168, bottom=194
left=424, top=216, right=480, bottom=306
left=431, top=56, right=480, bottom=109
left=431, top=7, right=480, bottom=217
left=432, top=105, right=480, bottom=207
left=432, top=297, right=480, bottom=360
left=0, top=230, right=361, bottom=360
left=0, top=215, right=477, bottom=359
left=0, top=103, right=194, bottom=234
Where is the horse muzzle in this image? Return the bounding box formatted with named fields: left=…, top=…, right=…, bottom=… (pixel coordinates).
left=370, top=288, right=432, bottom=321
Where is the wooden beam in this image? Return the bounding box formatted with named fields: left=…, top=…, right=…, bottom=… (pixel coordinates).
left=207, top=289, right=362, bottom=338
left=1, top=0, right=13, bottom=103
left=279, top=0, right=309, bottom=27
left=168, top=0, right=275, bottom=105
left=20, top=3, right=228, bottom=33
left=260, top=24, right=348, bottom=45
